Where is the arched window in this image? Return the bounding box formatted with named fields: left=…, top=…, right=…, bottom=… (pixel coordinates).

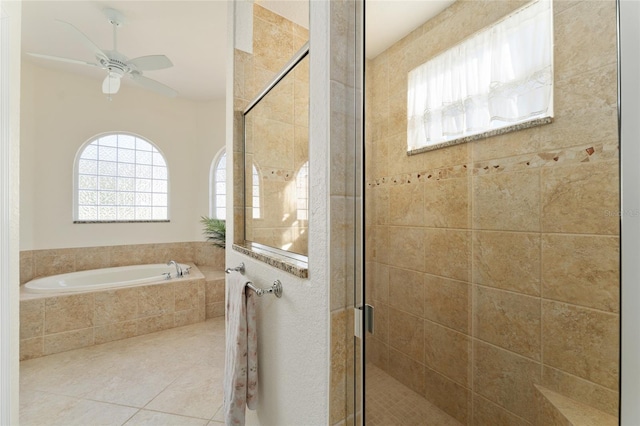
left=74, top=133, right=169, bottom=222
left=210, top=149, right=226, bottom=220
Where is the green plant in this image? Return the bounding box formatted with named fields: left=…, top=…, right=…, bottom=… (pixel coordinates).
left=200, top=216, right=226, bottom=249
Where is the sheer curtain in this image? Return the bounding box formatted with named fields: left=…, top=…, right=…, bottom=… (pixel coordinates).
left=407, top=0, right=553, bottom=151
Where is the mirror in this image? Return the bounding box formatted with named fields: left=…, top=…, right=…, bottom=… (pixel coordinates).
left=243, top=47, right=309, bottom=257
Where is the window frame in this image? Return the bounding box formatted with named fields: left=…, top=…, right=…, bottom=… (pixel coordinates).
left=73, top=132, right=170, bottom=223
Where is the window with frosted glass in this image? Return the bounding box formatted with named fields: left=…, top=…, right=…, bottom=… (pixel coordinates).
left=75, top=133, right=169, bottom=222
left=407, top=0, right=553, bottom=152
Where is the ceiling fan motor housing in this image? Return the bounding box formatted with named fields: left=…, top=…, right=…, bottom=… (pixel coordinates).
left=100, top=50, right=132, bottom=76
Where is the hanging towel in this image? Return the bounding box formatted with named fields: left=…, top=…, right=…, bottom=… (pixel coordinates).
left=223, top=271, right=258, bottom=426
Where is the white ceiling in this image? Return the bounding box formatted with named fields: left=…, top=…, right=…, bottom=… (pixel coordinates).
left=21, top=0, right=453, bottom=101
left=22, top=1, right=228, bottom=101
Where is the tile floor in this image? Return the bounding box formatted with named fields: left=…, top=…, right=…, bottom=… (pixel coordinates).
left=365, top=364, right=462, bottom=426
left=21, top=316, right=461, bottom=426
left=20, top=318, right=226, bottom=426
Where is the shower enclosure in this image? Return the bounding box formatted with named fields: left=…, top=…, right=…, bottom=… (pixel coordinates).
left=358, top=0, right=625, bottom=424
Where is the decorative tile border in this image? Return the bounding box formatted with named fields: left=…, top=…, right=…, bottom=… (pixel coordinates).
left=367, top=141, right=619, bottom=188
left=232, top=243, right=309, bottom=278
left=260, top=167, right=295, bottom=181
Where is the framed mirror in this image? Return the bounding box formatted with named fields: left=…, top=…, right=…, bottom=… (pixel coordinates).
left=243, top=44, right=309, bottom=259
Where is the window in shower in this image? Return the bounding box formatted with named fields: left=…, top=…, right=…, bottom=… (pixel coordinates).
left=74, top=133, right=169, bottom=222
left=407, top=0, right=553, bottom=153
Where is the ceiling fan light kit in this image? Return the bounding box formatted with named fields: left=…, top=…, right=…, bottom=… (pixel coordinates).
left=28, top=7, right=178, bottom=99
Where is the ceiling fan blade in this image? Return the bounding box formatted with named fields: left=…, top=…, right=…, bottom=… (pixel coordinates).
left=27, top=53, right=103, bottom=68
left=102, top=73, right=121, bottom=95
left=130, top=74, right=177, bottom=98
left=127, top=55, right=173, bottom=71
left=56, top=20, right=109, bottom=62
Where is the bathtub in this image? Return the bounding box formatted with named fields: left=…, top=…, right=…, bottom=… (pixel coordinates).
left=23, top=263, right=191, bottom=294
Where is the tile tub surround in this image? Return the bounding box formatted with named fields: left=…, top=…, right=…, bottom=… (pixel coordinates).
left=365, top=0, right=619, bottom=424
left=19, top=241, right=225, bottom=286
left=20, top=264, right=226, bottom=361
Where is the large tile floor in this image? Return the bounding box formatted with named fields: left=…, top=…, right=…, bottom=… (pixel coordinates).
left=21, top=316, right=462, bottom=426
left=20, top=318, right=226, bottom=426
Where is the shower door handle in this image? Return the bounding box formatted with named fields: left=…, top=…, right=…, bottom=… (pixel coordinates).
left=355, top=304, right=375, bottom=337
left=363, top=304, right=374, bottom=334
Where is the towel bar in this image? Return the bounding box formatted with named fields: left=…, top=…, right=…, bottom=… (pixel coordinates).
left=246, top=280, right=283, bottom=298
left=225, top=262, right=245, bottom=274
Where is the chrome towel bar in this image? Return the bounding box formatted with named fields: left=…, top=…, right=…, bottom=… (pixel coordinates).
left=225, top=262, right=245, bottom=274
left=246, top=280, right=283, bottom=298
left=226, top=262, right=283, bottom=298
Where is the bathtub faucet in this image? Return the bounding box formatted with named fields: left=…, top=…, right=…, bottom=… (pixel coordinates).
left=167, top=260, right=183, bottom=278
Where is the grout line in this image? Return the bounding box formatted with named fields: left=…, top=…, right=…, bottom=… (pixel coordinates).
left=119, top=407, right=142, bottom=425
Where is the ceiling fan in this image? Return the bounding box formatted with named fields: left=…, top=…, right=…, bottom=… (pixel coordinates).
left=27, top=8, right=178, bottom=98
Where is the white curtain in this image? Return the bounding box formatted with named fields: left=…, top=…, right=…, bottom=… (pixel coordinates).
left=407, top=0, right=553, bottom=150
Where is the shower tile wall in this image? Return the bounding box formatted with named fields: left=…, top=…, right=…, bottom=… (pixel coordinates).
left=365, top=0, right=619, bottom=424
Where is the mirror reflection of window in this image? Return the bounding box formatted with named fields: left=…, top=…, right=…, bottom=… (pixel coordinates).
left=296, top=161, right=308, bottom=221
left=252, top=164, right=261, bottom=219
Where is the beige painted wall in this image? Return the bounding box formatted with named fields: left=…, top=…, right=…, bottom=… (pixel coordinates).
left=366, top=0, right=619, bottom=424
left=20, top=61, right=225, bottom=250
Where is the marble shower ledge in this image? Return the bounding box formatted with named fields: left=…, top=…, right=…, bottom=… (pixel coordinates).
left=407, top=117, right=553, bottom=155
left=232, top=243, right=309, bottom=278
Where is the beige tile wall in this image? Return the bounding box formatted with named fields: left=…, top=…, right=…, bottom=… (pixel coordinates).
left=365, top=0, right=619, bottom=424
left=20, top=276, right=208, bottom=360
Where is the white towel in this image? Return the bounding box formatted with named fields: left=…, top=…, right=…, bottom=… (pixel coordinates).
left=223, top=271, right=258, bottom=426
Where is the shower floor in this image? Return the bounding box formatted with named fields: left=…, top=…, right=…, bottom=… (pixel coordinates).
left=365, top=364, right=462, bottom=426
left=20, top=318, right=226, bottom=425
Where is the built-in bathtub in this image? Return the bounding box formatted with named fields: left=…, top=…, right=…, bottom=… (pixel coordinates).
left=19, top=263, right=226, bottom=361
left=24, top=263, right=191, bottom=293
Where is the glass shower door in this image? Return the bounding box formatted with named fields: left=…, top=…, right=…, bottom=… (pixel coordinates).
left=361, top=0, right=621, bottom=424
